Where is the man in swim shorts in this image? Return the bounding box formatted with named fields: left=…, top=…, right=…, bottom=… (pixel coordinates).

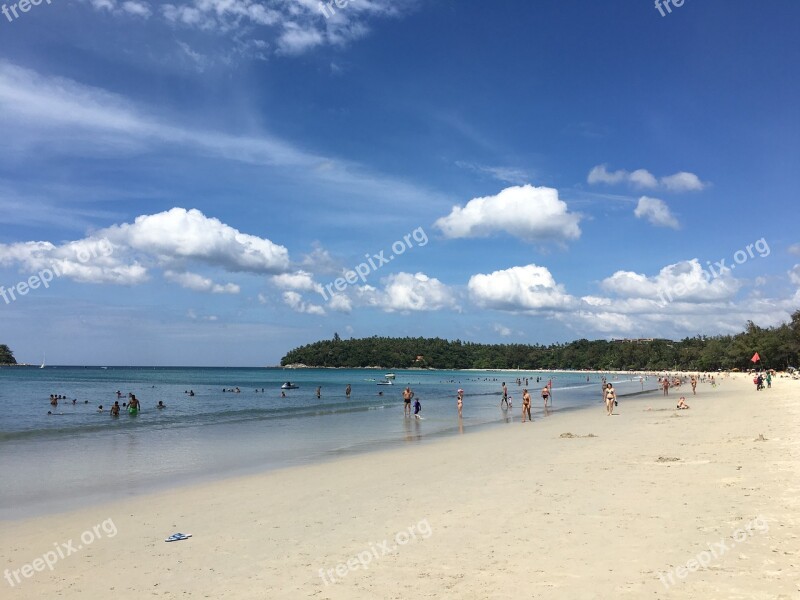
left=403, top=386, right=414, bottom=417
left=500, top=382, right=509, bottom=409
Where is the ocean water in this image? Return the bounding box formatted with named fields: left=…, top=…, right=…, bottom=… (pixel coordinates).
left=0, top=366, right=658, bottom=519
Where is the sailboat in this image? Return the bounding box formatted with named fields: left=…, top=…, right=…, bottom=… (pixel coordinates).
left=40, top=353, right=45, bottom=369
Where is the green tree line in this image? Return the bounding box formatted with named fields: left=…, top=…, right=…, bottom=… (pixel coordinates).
left=0, top=344, right=17, bottom=364
left=281, top=313, right=800, bottom=371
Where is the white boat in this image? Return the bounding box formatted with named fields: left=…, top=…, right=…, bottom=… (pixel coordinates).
left=281, top=382, right=300, bottom=390
left=40, top=353, right=45, bottom=369
left=384, top=373, right=396, bottom=379
left=377, top=379, right=394, bottom=386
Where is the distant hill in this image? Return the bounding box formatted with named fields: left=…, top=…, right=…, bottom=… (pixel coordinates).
left=282, top=314, right=800, bottom=371
left=0, top=344, right=17, bottom=365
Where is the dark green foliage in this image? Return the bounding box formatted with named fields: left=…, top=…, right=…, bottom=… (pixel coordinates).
left=281, top=312, right=800, bottom=370
left=0, top=344, right=16, bottom=364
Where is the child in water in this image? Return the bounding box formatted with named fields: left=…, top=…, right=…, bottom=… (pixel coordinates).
left=413, top=398, right=422, bottom=419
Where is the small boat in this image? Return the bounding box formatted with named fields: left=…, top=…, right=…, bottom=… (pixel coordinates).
left=40, top=354, right=45, bottom=369
left=384, top=373, right=396, bottom=379
left=377, top=379, right=394, bottom=386
left=281, top=382, right=300, bottom=390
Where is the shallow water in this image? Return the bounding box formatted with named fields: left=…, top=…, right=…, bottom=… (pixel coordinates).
left=0, top=366, right=657, bottom=519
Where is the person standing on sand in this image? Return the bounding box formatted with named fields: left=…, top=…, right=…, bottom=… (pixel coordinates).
left=457, top=389, right=463, bottom=418
left=345, top=384, right=351, bottom=398
left=662, top=378, right=670, bottom=396
left=604, top=383, right=617, bottom=416
left=522, top=389, right=532, bottom=422
left=403, top=386, right=414, bottom=417
left=500, top=382, right=509, bottom=409
left=690, top=376, right=697, bottom=395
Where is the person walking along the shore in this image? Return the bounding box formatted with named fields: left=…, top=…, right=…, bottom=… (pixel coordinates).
left=604, top=383, right=617, bottom=416
left=522, top=389, right=532, bottom=422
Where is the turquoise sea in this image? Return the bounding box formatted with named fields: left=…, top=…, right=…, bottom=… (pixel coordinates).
left=0, top=366, right=658, bottom=519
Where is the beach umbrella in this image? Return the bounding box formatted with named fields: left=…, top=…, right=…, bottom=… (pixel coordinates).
left=751, top=352, right=760, bottom=363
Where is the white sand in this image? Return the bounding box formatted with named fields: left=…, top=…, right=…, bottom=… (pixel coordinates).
left=2, top=376, right=798, bottom=599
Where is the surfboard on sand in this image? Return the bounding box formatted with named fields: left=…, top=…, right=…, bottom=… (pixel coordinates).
left=165, top=533, right=192, bottom=542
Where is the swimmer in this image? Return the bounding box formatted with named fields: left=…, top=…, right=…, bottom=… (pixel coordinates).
left=157, top=401, right=166, bottom=409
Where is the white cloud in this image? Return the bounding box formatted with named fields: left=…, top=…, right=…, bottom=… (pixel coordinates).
left=492, top=323, right=512, bottom=337
left=360, top=272, right=457, bottom=312
left=0, top=208, right=288, bottom=292
left=661, top=171, right=706, bottom=192
left=629, top=168, right=659, bottom=189
left=329, top=293, right=352, bottom=313
left=122, top=1, right=152, bottom=17
left=164, top=270, right=239, bottom=294
left=103, top=208, right=289, bottom=274
left=788, top=244, right=800, bottom=256
left=588, top=165, right=706, bottom=192
left=587, top=164, right=629, bottom=185
left=282, top=291, right=326, bottom=316
left=111, top=0, right=420, bottom=57
left=434, top=185, right=581, bottom=243
left=634, top=196, right=680, bottom=229
left=601, top=260, right=741, bottom=304
left=0, top=238, right=147, bottom=285
left=270, top=270, right=322, bottom=293
left=789, top=265, right=800, bottom=286
left=468, top=264, right=576, bottom=312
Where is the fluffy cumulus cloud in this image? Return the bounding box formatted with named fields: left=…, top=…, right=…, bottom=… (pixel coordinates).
left=282, top=291, right=325, bottom=316
left=0, top=207, right=288, bottom=292
left=0, top=238, right=146, bottom=285
left=601, top=259, right=741, bottom=303
left=270, top=270, right=322, bottom=293
left=434, top=185, right=582, bottom=243
left=468, top=264, right=576, bottom=312
left=588, top=165, right=707, bottom=192
left=634, top=196, right=680, bottom=229
left=103, top=208, right=289, bottom=274
left=462, top=258, right=793, bottom=340
left=360, top=272, right=457, bottom=312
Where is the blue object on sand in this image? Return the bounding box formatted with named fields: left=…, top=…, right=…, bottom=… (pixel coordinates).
left=165, top=533, right=192, bottom=542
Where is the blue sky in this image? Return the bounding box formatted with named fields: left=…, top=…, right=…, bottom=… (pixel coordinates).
left=0, top=0, right=798, bottom=366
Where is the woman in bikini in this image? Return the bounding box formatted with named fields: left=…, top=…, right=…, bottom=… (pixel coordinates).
left=604, top=383, right=616, bottom=416
left=522, top=389, right=532, bottom=422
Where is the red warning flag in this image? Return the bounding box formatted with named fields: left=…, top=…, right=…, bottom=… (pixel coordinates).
left=751, top=352, right=760, bottom=363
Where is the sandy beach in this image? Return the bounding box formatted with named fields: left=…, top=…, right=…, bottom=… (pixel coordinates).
left=2, top=375, right=798, bottom=599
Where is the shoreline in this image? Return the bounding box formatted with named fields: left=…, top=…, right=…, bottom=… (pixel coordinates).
left=2, top=376, right=798, bottom=598
left=1, top=383, right=662, bottom=522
